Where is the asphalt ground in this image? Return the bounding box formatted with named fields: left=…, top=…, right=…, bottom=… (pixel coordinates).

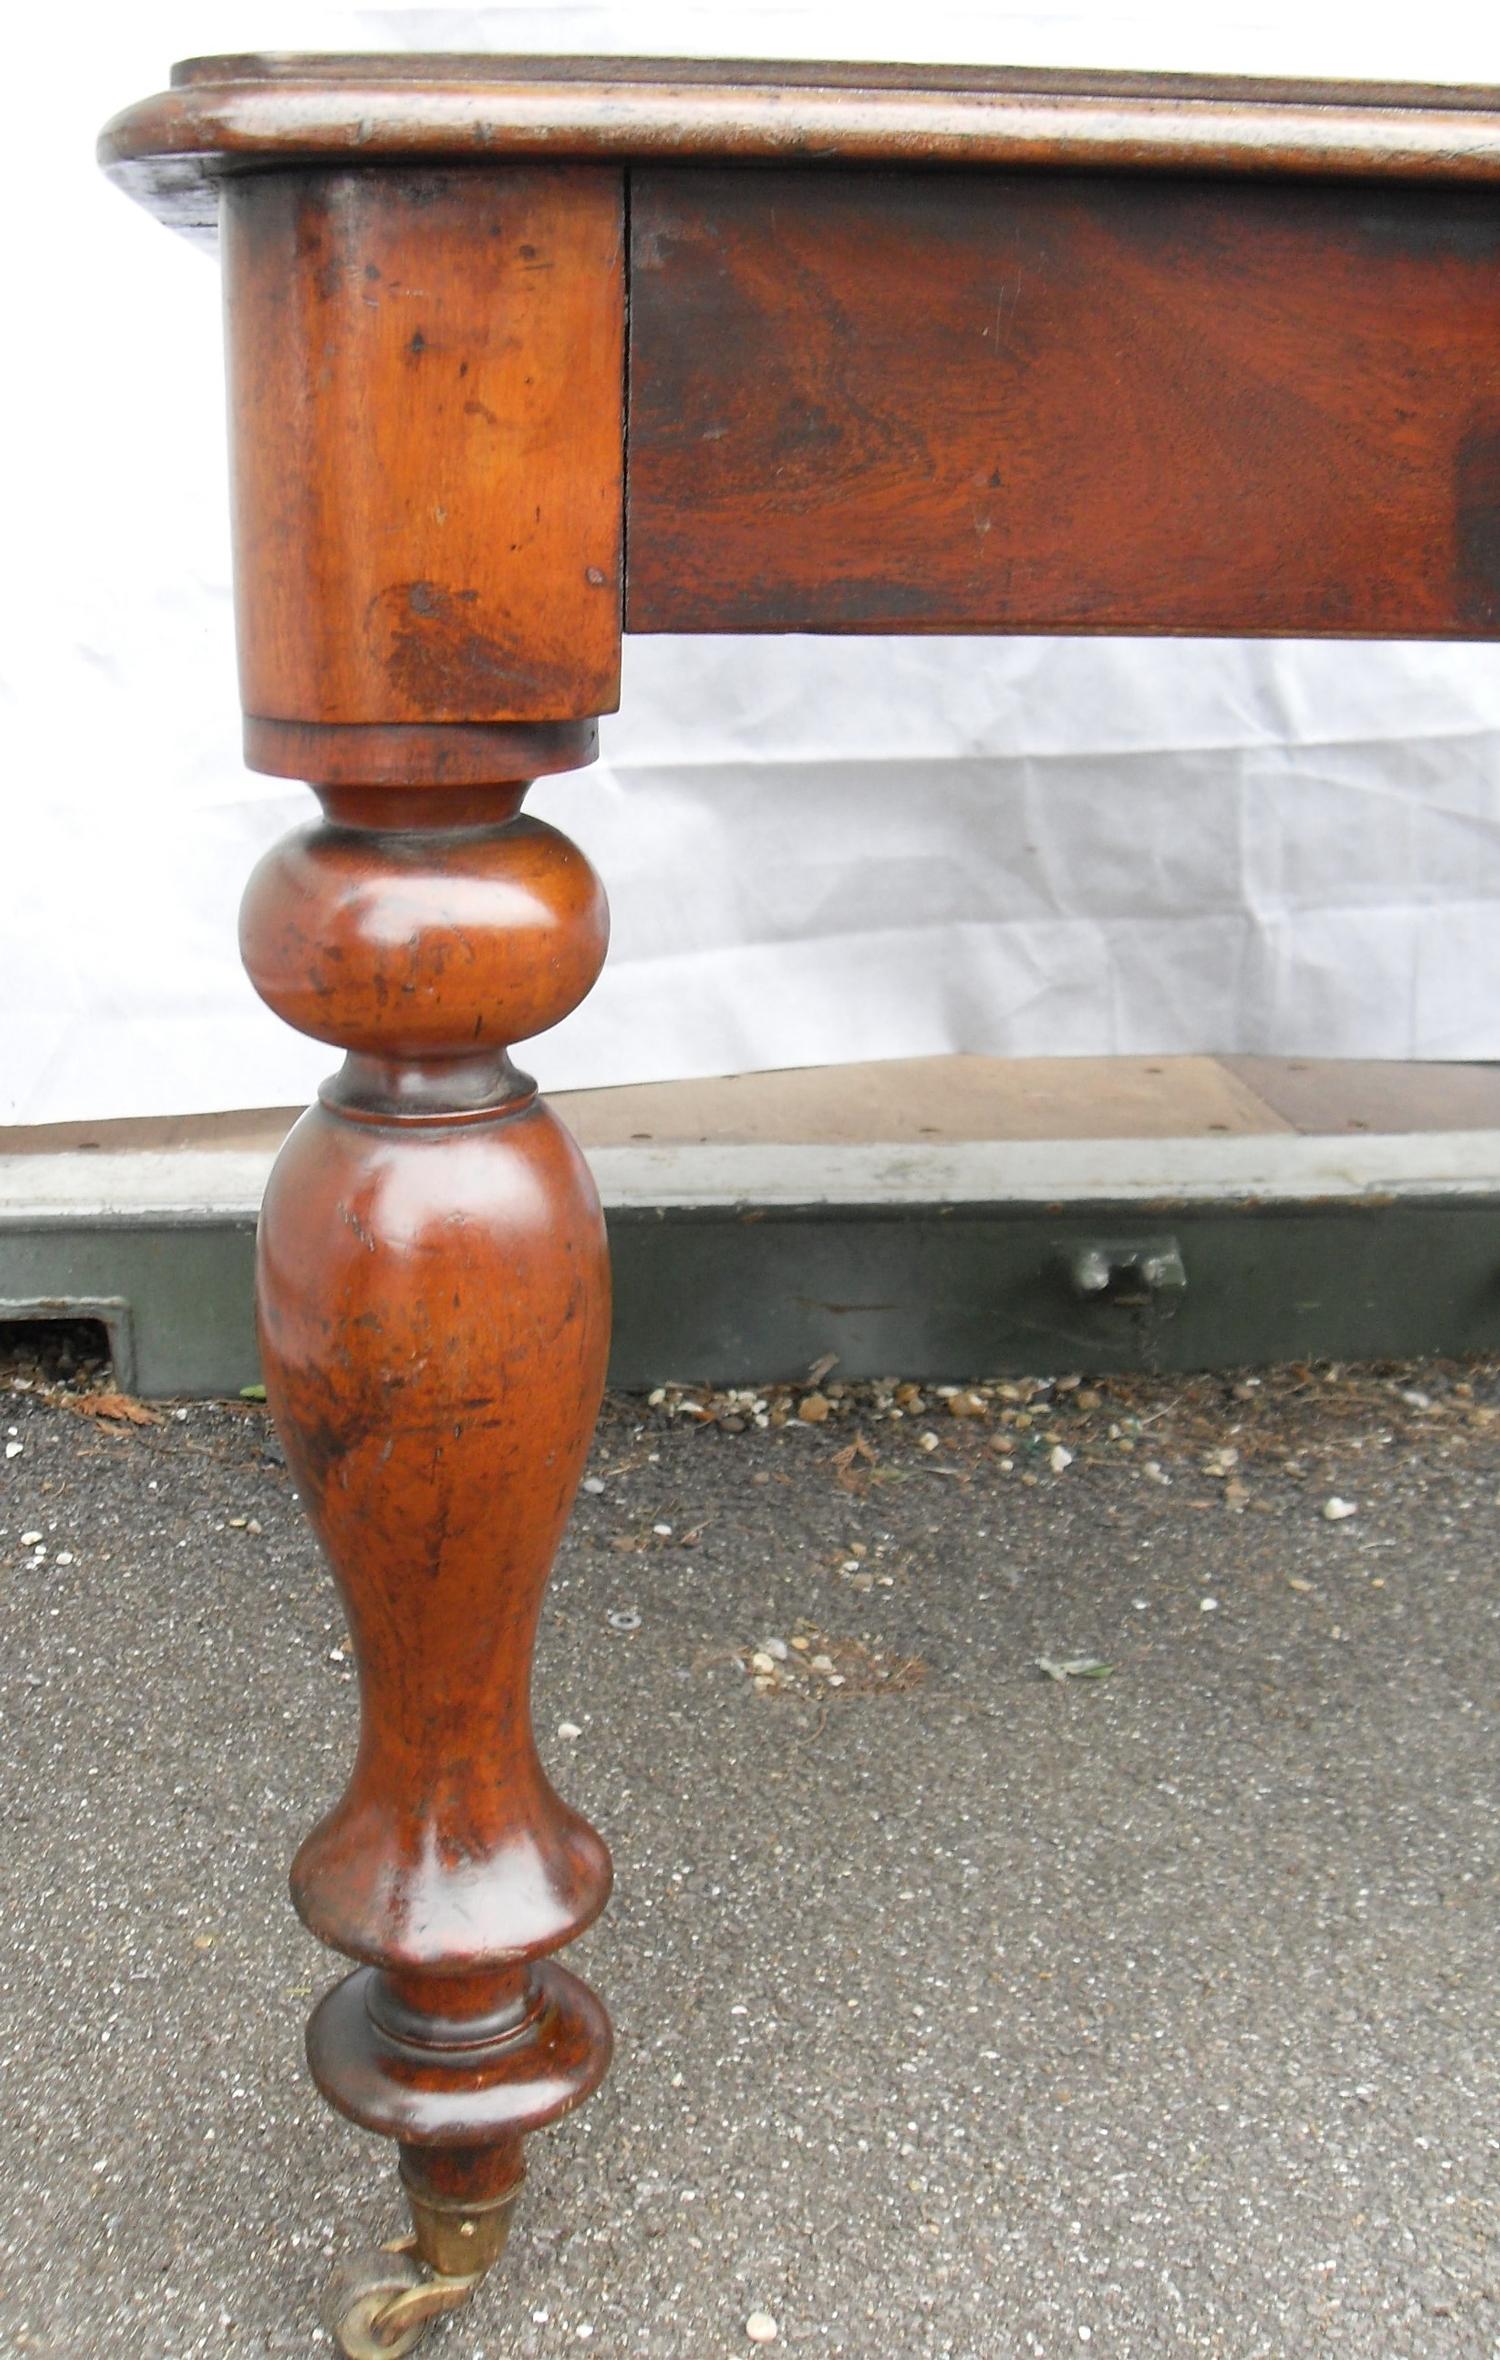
left=1, top=1351, right=1497, bottom=2359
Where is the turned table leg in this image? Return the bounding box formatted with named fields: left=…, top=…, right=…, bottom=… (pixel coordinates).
left=204, top=153, right=626, bottom=2346
left=240, top=774, right=613, bottom=2352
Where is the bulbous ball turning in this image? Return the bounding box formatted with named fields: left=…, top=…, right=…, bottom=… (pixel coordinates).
left=244, top=771, right=616, bottom=2241
left=239, top=808, right=609, bottom=1058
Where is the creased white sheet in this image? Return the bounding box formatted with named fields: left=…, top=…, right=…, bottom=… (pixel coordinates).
left=5, top=3, right=1500, bottom=1123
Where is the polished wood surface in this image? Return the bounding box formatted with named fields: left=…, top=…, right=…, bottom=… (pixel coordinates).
left=100, top=55, right=1500, bottom=243
left=627, top=168, right=1500, bottom=638
left=204, top=109, right=630, bottom=2340
left=243, top=776, right=613, bottom=2290
left=99, top=45, right=1500, bottom=2351
left=242, top=715, right=599, bottom=786
left=223, top=166, right=623, bottom=727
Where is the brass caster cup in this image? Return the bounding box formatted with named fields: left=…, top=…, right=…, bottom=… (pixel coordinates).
left=400, top=2168, right=523, bottom=2279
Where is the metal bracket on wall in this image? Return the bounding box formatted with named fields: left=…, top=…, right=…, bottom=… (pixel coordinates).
left=1062, top=1238, right=1188, bottom=1306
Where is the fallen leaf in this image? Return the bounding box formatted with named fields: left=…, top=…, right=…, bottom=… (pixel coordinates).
left=68, top=1392, right=161, bottom=1427
left=830, top=1432, right=878, bottom=1491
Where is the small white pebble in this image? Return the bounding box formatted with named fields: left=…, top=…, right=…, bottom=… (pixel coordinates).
left=1049, top=1445, right=1074, bottom=1474
left=1201, top=1597, right=1219, bottom=1612
left=21, top=1531, right=42, bottom=1546
left=652, top=1522, right=673, bottom=1537
left=918, top=1431, right=940, bottom=1453
left=4, top=1442, right=21, bottom=1460
left=746, top=2316, right=779, bottom=2346
left=557, top=1721, right=582, bottom=1741
left=1323, top=1497, right=1358, bottom=1522
left=55, top=1551, right=74, bottom=1567
left=582, top=1477, right=605, bottom=1495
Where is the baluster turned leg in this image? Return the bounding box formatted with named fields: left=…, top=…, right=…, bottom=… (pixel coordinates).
left=239, top=778, right=612, bottom=2354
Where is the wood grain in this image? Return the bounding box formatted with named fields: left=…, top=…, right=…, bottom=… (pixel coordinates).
left=223, top=165, right=623, bottom=726
left=626, top=168, right=1500, bottom=640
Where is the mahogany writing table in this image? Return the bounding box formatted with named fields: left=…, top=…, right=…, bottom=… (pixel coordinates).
left=100, top=53, right=1500, bottom=2353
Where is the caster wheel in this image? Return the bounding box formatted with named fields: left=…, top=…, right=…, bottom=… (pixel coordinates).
left=320, top=2248, right=430, bottom=2358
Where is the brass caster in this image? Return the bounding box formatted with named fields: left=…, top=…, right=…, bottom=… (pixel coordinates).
left=320, top=2247, right=481, bottom=2358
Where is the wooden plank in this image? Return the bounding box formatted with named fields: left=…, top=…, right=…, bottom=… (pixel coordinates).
left=1222, top=1057, right=1500, bottom=1135
left=551, top=1055, right=1293, bottom=1146
left=626, top=168, right=1500, bottom=640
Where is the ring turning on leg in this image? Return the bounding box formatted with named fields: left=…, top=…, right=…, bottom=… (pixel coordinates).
left=240, top=776, right=614, bottom=2348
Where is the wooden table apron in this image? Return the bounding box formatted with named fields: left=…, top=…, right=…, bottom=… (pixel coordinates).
left=99, top=53, right=1500, bottom=2347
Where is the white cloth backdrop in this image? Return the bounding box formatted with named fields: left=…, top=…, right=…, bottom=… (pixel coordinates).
left=7, top=1, right=1500, bottom=1124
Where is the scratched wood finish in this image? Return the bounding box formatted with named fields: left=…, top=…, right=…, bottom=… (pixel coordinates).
left=222, top=166, right=624, bottom=727
left=625, top=168, right=1500, bottom=640
left=241, top=776, right=613, bottom=2277
left=99, top=56, right=1500, bottom=243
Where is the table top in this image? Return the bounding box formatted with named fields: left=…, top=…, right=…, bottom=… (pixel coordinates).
left=101, top=53, right=1500, bottom=237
